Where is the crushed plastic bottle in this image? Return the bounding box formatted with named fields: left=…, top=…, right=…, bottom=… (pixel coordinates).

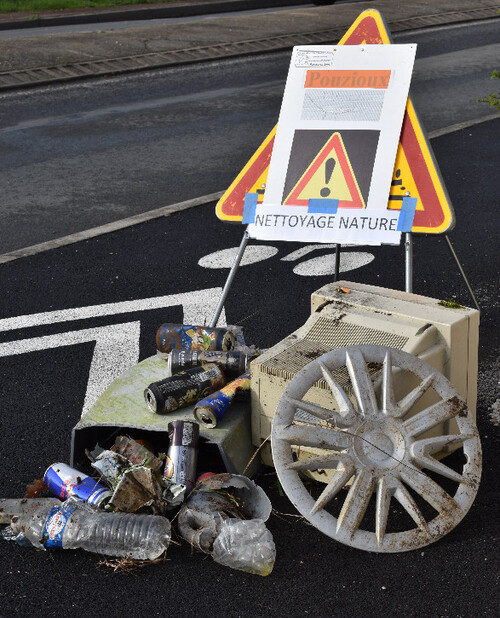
left=9, top=497, right=171, bottom=560
left=212, top=518, right=275, bottom=576
left=178, top=473, right=275, bottom=575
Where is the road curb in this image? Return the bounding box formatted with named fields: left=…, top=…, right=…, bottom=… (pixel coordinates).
left=0, top=192, right=223, bottom=264
left=1, top=114, right=498, bottom=266
left=0, top=5, right=497, bottom=92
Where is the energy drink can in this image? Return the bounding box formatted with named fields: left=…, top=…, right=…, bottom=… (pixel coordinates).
left=167, top=350, right=247, bottom=380
left=156, top=323, right=235, bottom=354
left=164, top=421, right=200, bottom=496
left=144, top=364, right=226, bottom=414
left=194, top=373, right=251, bottom=428
left=44, top=463, right=112, bottom=508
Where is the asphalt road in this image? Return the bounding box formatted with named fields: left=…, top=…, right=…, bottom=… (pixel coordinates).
left=0, top=20, right=498, bottom=254
left=0, top=10, right=499, bottom=618
left=0, top=117, right=499, bottom=616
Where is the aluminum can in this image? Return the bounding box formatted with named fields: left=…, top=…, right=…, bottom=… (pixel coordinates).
left=194, top=373, right=251, bottom=428
left=156, top=323, right=235, bottom=354
left=44, top=463, right=112, bottom=508
left=167, top=349, right=247, bottom=380
left=144, top=364, right=226, bottom=414
left=163, top=421, right=200, bottom=496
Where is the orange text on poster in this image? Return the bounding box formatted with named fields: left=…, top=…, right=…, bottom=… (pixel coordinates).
left=304, top=69, right=391, bottom=89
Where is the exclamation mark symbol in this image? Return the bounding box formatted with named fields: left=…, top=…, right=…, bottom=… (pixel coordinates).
left=320, top=158, right=336, bottom=198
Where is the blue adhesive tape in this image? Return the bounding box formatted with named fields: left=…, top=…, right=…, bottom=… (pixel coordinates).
left=308, top=199, right=339, bottom=214
left=242, top=192, right=258, bottom=224
left=397, top=196, right=418, bottom=232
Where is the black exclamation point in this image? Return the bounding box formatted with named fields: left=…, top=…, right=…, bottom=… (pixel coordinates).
left=320, top=158, right=336, bottom=197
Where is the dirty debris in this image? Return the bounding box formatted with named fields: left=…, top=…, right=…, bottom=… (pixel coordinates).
left=24, top=478, right=47, bottom=499
left=87, top=437, right=167, bottom=514
left=177, top=473, right=275, bottom=576
left=90, top=449, right=131, bottom=488
left=194, top=373, right=251, bottom=428
left=0, top=322, right=279, bottom=574
left=110, top=435, right=164, bottom=473
left=438, top=298, right=465, bottom=309
left=109, top=466, right=165, bottom=514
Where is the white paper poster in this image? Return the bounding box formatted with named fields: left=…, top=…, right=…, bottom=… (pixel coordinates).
left=247, top=43, right=417, bottom=245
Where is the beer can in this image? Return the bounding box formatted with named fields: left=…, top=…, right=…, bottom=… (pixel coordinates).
left=167, top=349, right=247, bottom=380
left=164, top=420, right=199, bottom=496
left=156, top=323, right=235, bottom=354
left=44, top=463, right=112, bottom=508
left=144, top=364, right=226, bottom=414
left=194, top=373, right=251, bottom=428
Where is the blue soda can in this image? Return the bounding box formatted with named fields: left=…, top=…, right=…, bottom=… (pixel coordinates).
left=155, top=323, right=235, bottom=354
left=194, top=373, right=251, bottom=428
left=44, top=463, right=112, bottom=508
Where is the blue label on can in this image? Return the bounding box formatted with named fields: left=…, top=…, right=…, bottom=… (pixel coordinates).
left=42, top=505, right=76, bottom=549
left=44, top=464, right=111, bottom=506
left=205, top=391, right=233, bottom=422
left=71, top=478, right=110, bottom=506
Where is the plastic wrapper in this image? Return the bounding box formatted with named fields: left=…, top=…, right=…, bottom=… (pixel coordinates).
left=212, top=518, right=275, bottom=576
left=177, top=473, right=275, bottom=574
left=161, top=479, right=187, bottom=510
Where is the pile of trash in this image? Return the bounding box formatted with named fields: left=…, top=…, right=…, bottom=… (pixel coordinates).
left=0, top=323, right=276, bottom=576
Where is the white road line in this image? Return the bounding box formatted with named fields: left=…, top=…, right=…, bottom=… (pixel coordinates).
left=0, top=288, right=226, bottom=412
left=0, top=288, right=225, bottom=332
left=0, top=322, right=141, bottom=413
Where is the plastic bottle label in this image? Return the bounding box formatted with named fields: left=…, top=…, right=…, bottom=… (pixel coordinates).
left=42, top=505, right=76, bottom=549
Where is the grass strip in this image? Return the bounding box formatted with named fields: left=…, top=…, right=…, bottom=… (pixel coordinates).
left=0, top=0, right=180, bottom=15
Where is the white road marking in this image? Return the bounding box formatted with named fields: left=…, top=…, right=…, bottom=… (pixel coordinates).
left=0, top=288, right=225, bottom=332
left=0, top=322, right=140, bottom=413
left=0, top=288, right=225, bottom=413
left=280, top=244, right=339, bottom=261
left=198, top=245, right=278, bottom=269
left=292, top=252, right=375, bottom=276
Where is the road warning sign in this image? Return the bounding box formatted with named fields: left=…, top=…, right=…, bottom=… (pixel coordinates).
left=215, top=129, right=275, bottom=222
left=215, top=8, right=455, bottom=235
left=284, top=132, right=366, bottom=208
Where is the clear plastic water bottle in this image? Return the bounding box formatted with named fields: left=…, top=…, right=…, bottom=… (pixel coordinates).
left=10, top=498, right=171, bottom=560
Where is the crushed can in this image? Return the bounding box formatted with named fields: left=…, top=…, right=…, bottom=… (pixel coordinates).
left=156, top=323, right=235, bottom=354
left=194, top=373, right=251, bottom=428
left=44, top=463, right=112, bottom=508
left=144, top=364, right=226, bottom=414
left=167, top=349, right=247, bottom=380
left=164, top=421, right=200, bottom=496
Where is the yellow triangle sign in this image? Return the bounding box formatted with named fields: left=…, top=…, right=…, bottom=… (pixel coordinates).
left=284, top=133, right=365, bottom=208
left=216, top=9, right=455, bottom=234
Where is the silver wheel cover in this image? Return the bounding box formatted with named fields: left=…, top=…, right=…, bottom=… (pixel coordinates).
left=271, top=345, right=482, bottom=553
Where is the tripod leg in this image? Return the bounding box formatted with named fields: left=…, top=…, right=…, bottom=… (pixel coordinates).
left=209, top=231, right=250, bottom=328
